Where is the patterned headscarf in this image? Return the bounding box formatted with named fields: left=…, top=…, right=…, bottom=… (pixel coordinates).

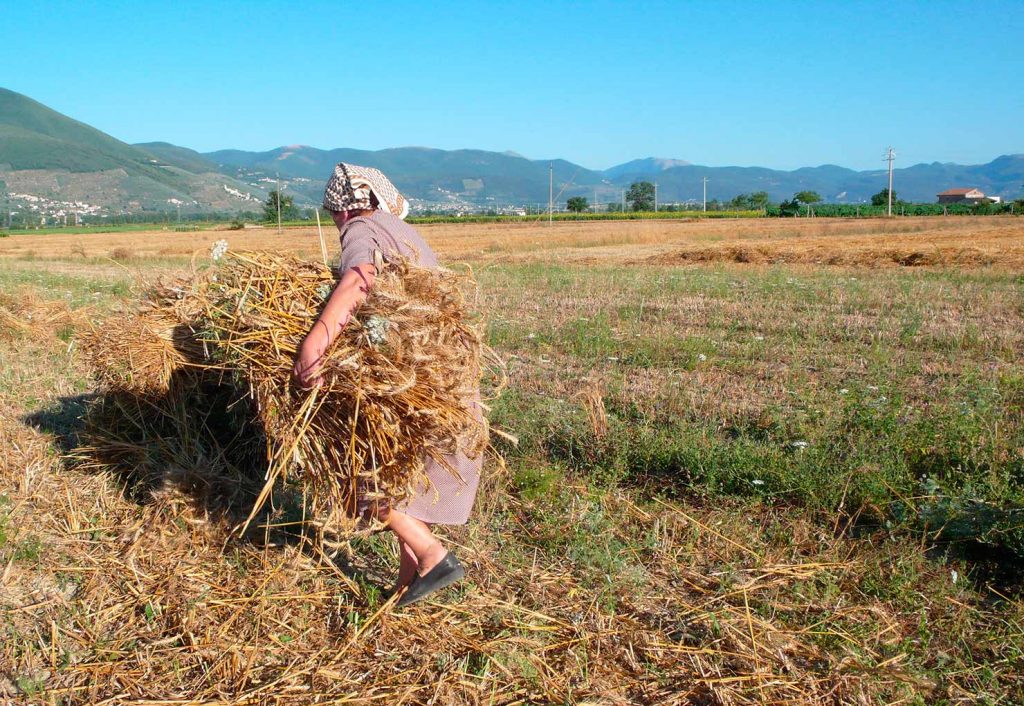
left=322, top=162, right=410, bottom=219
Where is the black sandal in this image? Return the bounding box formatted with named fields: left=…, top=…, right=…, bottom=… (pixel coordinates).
left=396, top=552, right=465, bottom=608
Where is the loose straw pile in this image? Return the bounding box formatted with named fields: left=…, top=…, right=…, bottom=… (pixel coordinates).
left=80, top=250, right=499, bottom=531
left=0, top=289, right=85, bottom=341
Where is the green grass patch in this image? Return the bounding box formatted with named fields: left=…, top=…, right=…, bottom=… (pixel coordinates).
left=484, top=262, right=1024, bottom=557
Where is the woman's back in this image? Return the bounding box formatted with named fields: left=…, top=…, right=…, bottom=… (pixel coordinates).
left=338, top=211, right=438, bottom=273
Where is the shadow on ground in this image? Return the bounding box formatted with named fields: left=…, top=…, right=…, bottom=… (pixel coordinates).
left=21, top=360, right=393, bottom=589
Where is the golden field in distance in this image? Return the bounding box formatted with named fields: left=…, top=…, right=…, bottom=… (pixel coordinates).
left=1, top=215, right=1022, bottom=269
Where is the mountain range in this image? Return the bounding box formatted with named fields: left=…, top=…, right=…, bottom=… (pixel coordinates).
left=1, top=87, right=1022, bottom=218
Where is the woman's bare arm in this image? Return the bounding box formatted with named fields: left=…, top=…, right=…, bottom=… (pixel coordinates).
left=293, top=263, right=377, bottom=388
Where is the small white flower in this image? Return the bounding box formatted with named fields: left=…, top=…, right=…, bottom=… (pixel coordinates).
left=527, top=333, right=536, bottom=339
left=697, top=354, right=707, bottom=362
left=210, top=239, right=229, bottom=261
left=316, top=283, right=333, bottom=301
left=754, top=335, right=765, bottom=341
left=607, top=356, right=619, bottom=361
left=791, top=440, right=809, bottom=449
left=751, top=479, right=765, bottom=486
left=839, top=388, right=849, bottom=395
left=364, top=315, right=389, bottom=345
left=867, top=385, right=879, bottom=391
left=951, top=570, right=958, bottom=584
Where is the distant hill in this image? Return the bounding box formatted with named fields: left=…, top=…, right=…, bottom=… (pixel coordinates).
left=0, top=88, right=267, bottom=217
left=204, top=145, right=607, bottom=207
left=601, top=157, right=1024, bottom=203
left=0, top=87, right=169, bottom=176
left=1, top=87, right=1021, bottom=217
left=604, top=157, right=691, bottom=180
left=135, top=142, right=221, bottom=174
left=208, top=145, right=1024, bottom=206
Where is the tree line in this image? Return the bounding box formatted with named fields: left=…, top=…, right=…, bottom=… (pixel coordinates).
left=564, top=181, right=1024, bottom=217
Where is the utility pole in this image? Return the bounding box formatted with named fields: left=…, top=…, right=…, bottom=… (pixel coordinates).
left=594, top=189, right=598, bottom=213
left=884, top=146, right=895, bottom=217
left=702, top=177, right=709, bottom=212
left=548, top=163, right=553, bottom=225
left=276, top=173, right=283, bottom=233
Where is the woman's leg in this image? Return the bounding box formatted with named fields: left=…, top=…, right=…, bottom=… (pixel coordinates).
left=384, top=509, right=448, bottom=576
left=394, top=540, right=418, bottom=591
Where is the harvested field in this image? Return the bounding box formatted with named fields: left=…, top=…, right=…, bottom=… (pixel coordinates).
left=1, top=216, right=1022, bottom=268
left=1, top=217, right=1023, bottom=704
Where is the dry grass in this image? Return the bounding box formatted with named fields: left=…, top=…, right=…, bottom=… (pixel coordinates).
left=0, top=289, right=85, bottom=342
left=6, top=407, right=1008, bottom=704
left=1, top=216, right=1022, bottom=269
left=1, top=220, right=1023, bottom=704
left=643, top=228, right=1024, bottom=268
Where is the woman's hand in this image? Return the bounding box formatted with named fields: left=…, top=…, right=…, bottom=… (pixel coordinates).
left=293, top=321, right=331, bottom=389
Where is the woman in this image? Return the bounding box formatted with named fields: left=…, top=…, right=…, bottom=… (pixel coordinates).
left=292, top=162, right=481, bottom=608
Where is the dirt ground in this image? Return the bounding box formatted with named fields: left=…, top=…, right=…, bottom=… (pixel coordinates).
left=2, top=215, right=1022, bottom=268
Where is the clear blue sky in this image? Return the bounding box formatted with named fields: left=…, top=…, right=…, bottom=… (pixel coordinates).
left=5, top=0, right=1022, bottom=170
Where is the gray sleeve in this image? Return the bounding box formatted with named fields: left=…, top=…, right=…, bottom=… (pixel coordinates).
left=338, top=221, right=380, bottom=272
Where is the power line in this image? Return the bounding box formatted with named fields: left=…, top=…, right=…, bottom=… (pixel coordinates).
left=551, top=169, right=580, bottom=208
left=702, top=177, right=709, bottom=212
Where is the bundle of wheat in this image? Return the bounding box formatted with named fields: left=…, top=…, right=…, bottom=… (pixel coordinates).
left=80, top=251, right=498, bottom=532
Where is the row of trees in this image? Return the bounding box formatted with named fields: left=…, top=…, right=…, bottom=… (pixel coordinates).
left=776, top=188, right=900, bottom=216
left=567, top=182, right=658, bottom=212
left=566, top=183, right=811, bottom=214
left=202, top=183, right=1024, bottom=221
left=565, top=183, right=908, bottom=215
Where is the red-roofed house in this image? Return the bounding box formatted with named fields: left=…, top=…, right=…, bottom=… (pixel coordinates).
left=937, top=188, right=988, bottom=204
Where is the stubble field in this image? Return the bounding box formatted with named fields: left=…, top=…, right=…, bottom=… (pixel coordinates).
left=2, top=215, right=1022, bottom=267
left=1, top=216, right=1022, bottom=704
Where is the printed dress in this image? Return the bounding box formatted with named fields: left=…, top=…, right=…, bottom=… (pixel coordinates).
left=338, top=210, right=483, bottom=525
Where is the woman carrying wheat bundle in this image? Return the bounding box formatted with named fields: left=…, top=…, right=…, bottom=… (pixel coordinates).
left=292, top=163, right=481, bottom=607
